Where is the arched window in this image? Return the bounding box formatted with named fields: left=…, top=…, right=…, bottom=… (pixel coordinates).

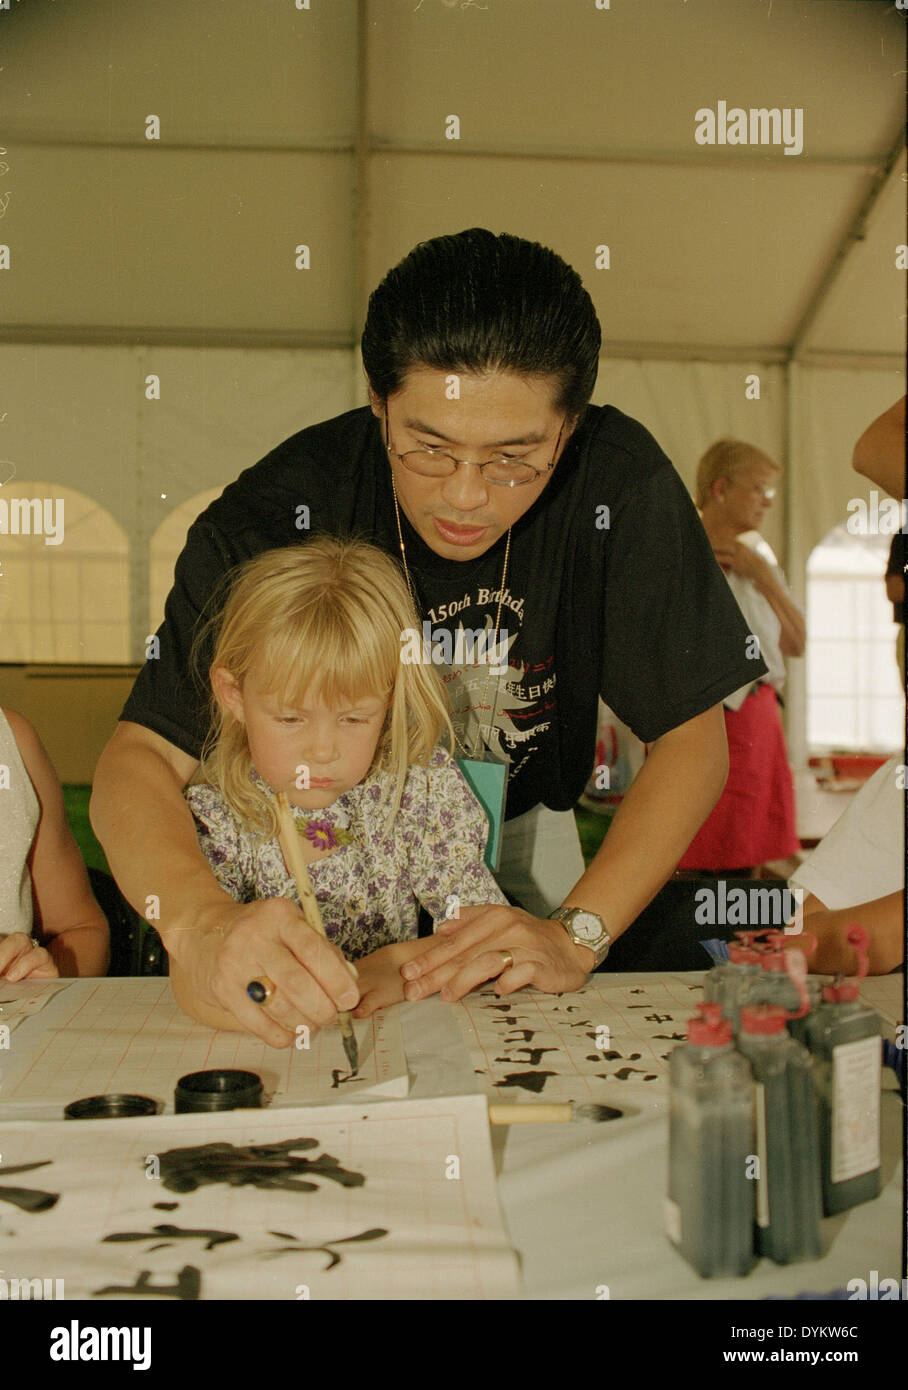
left=148, top=488, right=222, bottom=636
left=806, top=523, right=903, bottom=752
left=0, top=482, right=129, bottom=662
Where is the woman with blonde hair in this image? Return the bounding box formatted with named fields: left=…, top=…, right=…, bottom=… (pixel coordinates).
left=185, top=536, right=507, bottom=1020
left=679, top=440, right=805, bottom=875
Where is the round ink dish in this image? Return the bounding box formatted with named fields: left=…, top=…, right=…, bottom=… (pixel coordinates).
left=64, top=1094, right=160, bottom=1120
left=175, top=1069, right=264, bottom=1113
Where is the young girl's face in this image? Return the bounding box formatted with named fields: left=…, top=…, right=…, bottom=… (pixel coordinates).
left=213, top=658, right=389, bottom=809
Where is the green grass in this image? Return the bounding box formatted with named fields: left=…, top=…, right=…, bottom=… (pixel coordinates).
left=62, top=785, right=110, bottom=874
left=574, top=806, right=614, bottom=866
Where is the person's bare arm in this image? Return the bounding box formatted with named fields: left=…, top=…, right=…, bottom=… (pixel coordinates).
left=852, top=397, right=906, bottom=500
left=793, top=890, right=903, bottom=976
left=714, top=544, right=806, bottom=657
left=4, top=710, right=108, bottom=977
left=90, top=722, right=360, bottom=1046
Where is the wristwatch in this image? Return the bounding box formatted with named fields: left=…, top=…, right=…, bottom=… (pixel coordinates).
left=548, top=906, right=612, bottom=969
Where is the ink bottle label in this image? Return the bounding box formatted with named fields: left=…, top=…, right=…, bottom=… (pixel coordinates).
left=831, top=1036, right=881, bottom=1183
left=753, top=1082, right=770, bottom=1229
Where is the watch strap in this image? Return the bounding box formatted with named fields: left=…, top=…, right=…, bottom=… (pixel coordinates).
left=548, top=906, right=612, bottom=969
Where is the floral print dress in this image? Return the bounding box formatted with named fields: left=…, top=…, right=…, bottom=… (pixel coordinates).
left=186, top=747, right=507, bottom=961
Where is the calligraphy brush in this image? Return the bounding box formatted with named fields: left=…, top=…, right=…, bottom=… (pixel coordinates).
left=487, top=1103, right=624, bottom=1125
left=274, top=791, right=359, bottom=1076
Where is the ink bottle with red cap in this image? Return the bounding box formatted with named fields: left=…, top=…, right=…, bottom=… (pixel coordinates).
left=739, top=930, right=816, bottom=1018
left=704, top=931, right=766, bottom=1032
left=736, top=1003, right=823, bottom=1264
left=804, top=927, right=882, bottom=1214
left=666, top=1002, right=755, bottom=1277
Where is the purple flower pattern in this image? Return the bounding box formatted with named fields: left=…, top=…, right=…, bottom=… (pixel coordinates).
left=186, top=747, right=507, bottom=962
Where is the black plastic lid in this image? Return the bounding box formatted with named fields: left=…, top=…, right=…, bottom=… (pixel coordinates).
left=64, top=1093, right=159, bottom=1120
left=175, top=1069, right=264, bottom=1113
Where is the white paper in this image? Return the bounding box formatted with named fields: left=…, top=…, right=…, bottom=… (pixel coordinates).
left=0, top=1096, right=520, bottom=1300
left=455, top=975, right=707, bottom=1112
left=0, top=978, right=408, bottom=1119
left=0, top=980, right=71, bottom=1034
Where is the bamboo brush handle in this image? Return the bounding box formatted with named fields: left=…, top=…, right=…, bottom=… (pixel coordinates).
left=274, top=793, right=356, bottom=1035
left=487, top=1104, right=573, bottom=1125
left=274, top=793, right=329, bottom=939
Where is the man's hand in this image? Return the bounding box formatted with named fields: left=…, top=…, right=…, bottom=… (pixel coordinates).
left=400, top=904, right=594, bottom=1003
left=0, top=932, right=60, bottom=982
left=169, top=896, right=360, bottom=1048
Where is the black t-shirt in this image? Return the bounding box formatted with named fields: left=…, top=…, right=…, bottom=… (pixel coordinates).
left=122, top=404, right=764, bottom=820
left=886, top=532, right=905, bottom=624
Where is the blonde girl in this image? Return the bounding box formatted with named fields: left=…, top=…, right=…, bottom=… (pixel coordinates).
left=186, top=537, right=507, bottom=1016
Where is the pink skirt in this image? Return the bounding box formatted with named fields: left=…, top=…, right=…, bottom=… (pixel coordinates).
left=678, top=684, right=800, bottom=871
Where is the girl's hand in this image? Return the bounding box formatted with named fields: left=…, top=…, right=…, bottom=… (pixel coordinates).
left=352, top=937, right=438, bottom=1018
left=0, top=932, right=60, bottom=981
left=400, top=904, right=593, bottom=1003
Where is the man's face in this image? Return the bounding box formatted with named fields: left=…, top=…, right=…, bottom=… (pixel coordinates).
left=372, top=368, right=572, bottom=561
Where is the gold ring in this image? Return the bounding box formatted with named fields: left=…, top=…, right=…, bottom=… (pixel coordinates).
left=499, top=950, right=514, bottom=972
left=247, top=977, right=275, bottom=1004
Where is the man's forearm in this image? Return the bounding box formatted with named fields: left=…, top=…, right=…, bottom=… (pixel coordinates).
left=799, top=891, right=903, bottom=976
left=90, top=733, right=234, bottom=965
left=561, top=706, right=728, bottom=940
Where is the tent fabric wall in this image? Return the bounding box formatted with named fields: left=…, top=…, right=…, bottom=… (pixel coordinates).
left=4, top=341, right=899, bottom=768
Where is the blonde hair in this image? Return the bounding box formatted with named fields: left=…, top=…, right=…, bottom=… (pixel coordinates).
left=695, top=439, right=780, bottom=510
left=194, top=537, right=454, bottom=838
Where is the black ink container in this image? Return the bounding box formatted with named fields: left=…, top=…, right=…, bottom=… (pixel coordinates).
left=64, top=1094, right=159, bottom=1120
left=667, top=1003, right=755, bottom=1278
left=804, top=928, right=882, bottom=1215
left=175, top=1069, right=264, bottom=1113
left=736, top=1004, right=823, bottom=1264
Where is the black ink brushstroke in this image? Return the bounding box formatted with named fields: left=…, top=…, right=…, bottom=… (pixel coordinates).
left=0, top=1185, right=59, bottom=1213
left=504, top=1030, right=535, bottom=1042
left=263, top=1226, right=388, bottom=1271
left=154, top=1139, right=366, bottom=1196
left=93, top=1266, right=201, bottom=1300
left=330, top=1068, right=359, bottom=1089
left=493, top=1048, right=558, bottom=1068
left=596, top=1068, right=658, bottom=1081
left=103, top=1224, right=239, bottom=1252
left=153, top=1202, right=180, bottom=1211
left=493, top=1071, right=557, bottom=1094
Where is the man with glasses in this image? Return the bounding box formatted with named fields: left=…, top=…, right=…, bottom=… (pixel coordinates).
left=92, top=229, right=761, bottom=1045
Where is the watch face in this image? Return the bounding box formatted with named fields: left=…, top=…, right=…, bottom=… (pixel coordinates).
left=572, top=912, right=603, bottom=943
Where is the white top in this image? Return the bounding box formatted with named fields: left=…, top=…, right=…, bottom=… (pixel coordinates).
left=0, top=709, right=40, bottom=934
left=790, top=755, right=905, bottom=908
left=722, top=544, right=796, bottom=711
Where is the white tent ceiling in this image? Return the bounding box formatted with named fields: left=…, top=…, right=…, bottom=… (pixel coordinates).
left=0, top=0, right=904, bottom=770
left=0, top=0, right=902, bottom=361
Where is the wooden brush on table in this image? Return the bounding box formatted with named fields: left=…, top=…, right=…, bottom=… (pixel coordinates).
left=274, top=791, right=359, bottom=1076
